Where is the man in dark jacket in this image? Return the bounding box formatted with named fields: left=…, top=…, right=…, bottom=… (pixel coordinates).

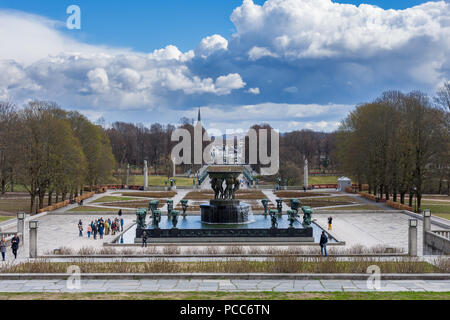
left=142, top=231, right=148, bottom=248
left=320, top=231, right=328, bottom=257
left=11, top=235, right=20, bottom=259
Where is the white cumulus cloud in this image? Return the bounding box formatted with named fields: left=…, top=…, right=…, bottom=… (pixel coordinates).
left=196, top=34, right=228, bottom=58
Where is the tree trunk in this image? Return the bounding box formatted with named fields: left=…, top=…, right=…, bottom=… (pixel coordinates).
left=55, top=193, right=59, bottom=203
left=393, top=189, right=397, bottom=202
left=400, top=192, right=405, bottom=204
left=385, top=186, right=390, bottom=201
left=48, top=191, right=53, bottom=206
left=408, top=192, right=413, bottom=207
left=29, top=195, right=35, bottom=215
left=417, top=192, right=422, bottom=213
left=1, top=179, right=5, bottom=195
left=38, top=192, right=45, bottom=210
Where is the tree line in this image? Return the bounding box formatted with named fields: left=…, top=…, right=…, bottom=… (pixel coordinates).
left=106, top=120, right=337, bottom=186
left=336, top=85, right=450, bottom=211
left=0, top=101, right=115, bottom=214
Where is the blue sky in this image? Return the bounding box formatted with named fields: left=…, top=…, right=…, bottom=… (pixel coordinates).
left=0, top=0, right=437, bottom=52
left=0, top=0, right=448, bottom=132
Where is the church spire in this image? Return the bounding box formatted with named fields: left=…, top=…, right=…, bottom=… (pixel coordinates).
left=198, top=108, right=201, bottom=122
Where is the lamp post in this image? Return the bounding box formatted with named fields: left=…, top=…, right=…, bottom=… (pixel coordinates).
left=423, top=209, right=431, bottom=255
left=29, top=220, right=39, bottom=258
left=16, top=212, right=25, bottom=246
left=413, top=186, right=417, bottom=213
left=408, top=219, right=418, bottom=256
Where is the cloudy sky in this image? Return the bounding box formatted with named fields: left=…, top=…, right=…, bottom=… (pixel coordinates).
left=0, top=0, right=449, bottom=133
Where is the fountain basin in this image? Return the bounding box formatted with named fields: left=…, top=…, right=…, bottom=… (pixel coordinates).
left=201, top=200, right=250, bottom=224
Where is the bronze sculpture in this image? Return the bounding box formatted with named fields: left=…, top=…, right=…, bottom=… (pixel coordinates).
left=136, top=208, right=147, bottom=229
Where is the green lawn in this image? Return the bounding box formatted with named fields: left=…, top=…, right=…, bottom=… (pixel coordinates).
left=92, top=196, right=140, bottom=203
left=435, top=213, right=450, bottom=220
left=420, top=201, right=450, bottom=218
left=308, top=176, right=341, bottom=185
left=0, top=292, right=448, bottom=300
left=67, top=206, right=133, bottom=213
left=317, top=204, right=383, bottom=211
left=0, top=216, right=14, bottom=222
left=129, top=175, right=196, bottom=187
left=0, top=198, right=31, bottom=213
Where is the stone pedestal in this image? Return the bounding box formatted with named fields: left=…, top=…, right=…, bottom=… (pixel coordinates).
left=408, top=219, right=418, bottom=256
left=143, top=160, right=148, bottom=191
left=201, top=200, right=250, bottom=224
left=304, top=158, right=309, bottom=189
left=423, top=213, right=431, bottom=255
left=17, top=217, right=25, bottom=247
left=29, top=222, right=38, bottom=258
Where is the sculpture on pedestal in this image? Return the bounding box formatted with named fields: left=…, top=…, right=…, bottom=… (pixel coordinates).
left=302, top=206, right=313, bottom=226
left=136, top=208, right=147, bottom=229
left=261, top=199, right=269, bottom=216
left=269, top=210, right=278, bottom=229
left=152, top=210, right=161, bottom=229
left=180, top=200, right=189, bottom=217
left=171, top=210, right=180, bottom=229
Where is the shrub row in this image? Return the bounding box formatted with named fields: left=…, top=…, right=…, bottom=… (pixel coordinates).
left=38, top=192, right=95, bottom=213
left=359, top=192, right=413, bottom=211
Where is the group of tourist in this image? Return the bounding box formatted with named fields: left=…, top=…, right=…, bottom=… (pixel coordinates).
left=0, top=234, right=20, bottom=261
left=77, top=217, right=124, bottom=240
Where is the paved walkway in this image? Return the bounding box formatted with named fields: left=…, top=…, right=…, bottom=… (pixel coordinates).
left=0, top=279, right=448, bottom=292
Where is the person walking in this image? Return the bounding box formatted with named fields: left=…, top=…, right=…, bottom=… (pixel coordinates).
left=328, top=216, right=333, bottom=230
left=11, top=234, right=20, bottom=259
left=78, top=220, right=83, bottom=237
left=142, top=231, right=148, bottom=248
left=118, top=209, right=122, bottom=217
left=0, top=237, right=7, bottom=261
left=87, top=224, right=92, bottom=238
left=320, top=231, right=328, bottom=257
left=93, top=224, right=98, bottom=240
left=120, top=218, right=124, bottom=232
left=99, top=221, right=104, bottom=239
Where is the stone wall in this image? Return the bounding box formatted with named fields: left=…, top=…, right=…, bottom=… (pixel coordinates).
left=424, top=231, right=450, bottom=255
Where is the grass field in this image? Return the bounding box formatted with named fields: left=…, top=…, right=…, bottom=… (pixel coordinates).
left=130, top=176, right=195, bottom=187
left=316, top=204, right=383, bottom=211
left=274, top=191, right=330, bottom=198
left=4, top=260, right=445, bottom=274
left=183, top=190, right=268, bottom=201
left=0, top=216, right=14, bottom=222
left=308, top=176, right=341, bottom=185
left=92, top=196, right=140, bottom=203
left=100, top=200, right=166, bottom=209
left=67, top=206, right=134, bottom=213
left=0, top=292, right=448, bottom=300
left=0, top=198, right=31, bottom=214
left=419, top=200, right=450, bottom=220
left=119, top=192, right=177, bottom=199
